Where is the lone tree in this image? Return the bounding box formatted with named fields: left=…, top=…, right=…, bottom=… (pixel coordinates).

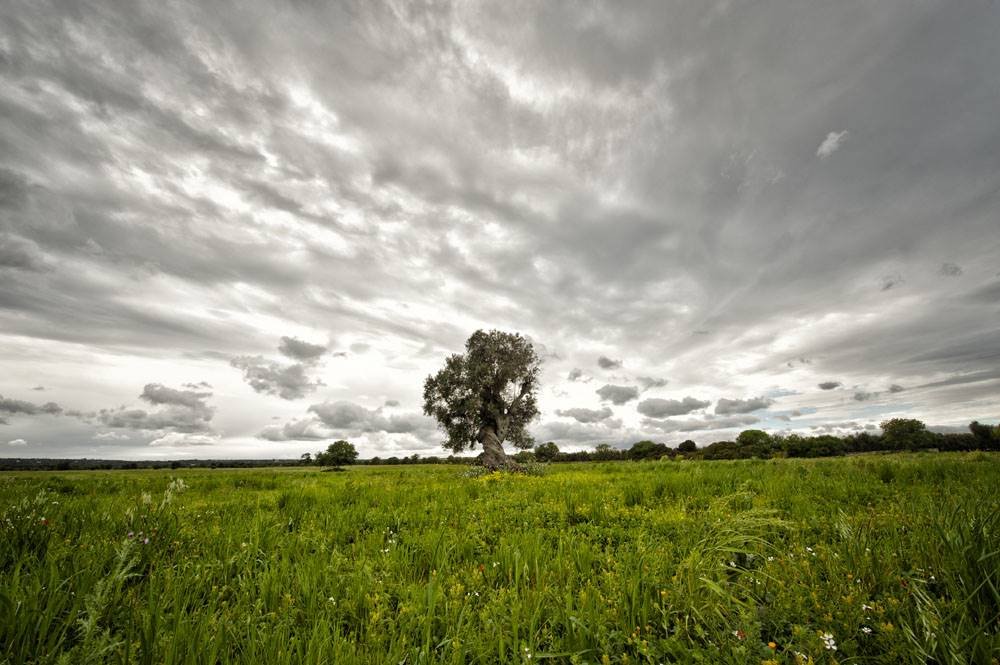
left=423, top=329, right=540, bottom=471
left=316, top=440, right=358, bottom=467
left=534, top=441, right=559, bottom=462
left=677, top=439, right=697, bottom=454
left=880, top=418, right=930, bottom=450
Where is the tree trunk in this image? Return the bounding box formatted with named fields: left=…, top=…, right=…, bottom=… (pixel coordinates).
left=477, top=425, right=525, bottom=473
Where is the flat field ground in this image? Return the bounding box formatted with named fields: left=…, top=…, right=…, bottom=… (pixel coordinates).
left=2, top=455, right=999, bottom=664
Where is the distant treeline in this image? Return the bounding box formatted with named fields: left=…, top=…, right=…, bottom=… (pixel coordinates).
left=361, top=419, right=1000, bottom=465
left=0, top=458, right=312, bottom=472
left=507, top=419, right=999, bottom=463
left=2, top=419, right=996, bottom=471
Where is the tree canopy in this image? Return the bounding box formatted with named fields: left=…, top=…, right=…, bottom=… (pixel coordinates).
left=316, top=440, right=358, bottom=467
left=422, top=330, right=540, bottom=461
left=677, top=439, right=697, bottom=454
left=534, top=441, right=559, bottom=462
left=880, top=418, right=931, bottom=450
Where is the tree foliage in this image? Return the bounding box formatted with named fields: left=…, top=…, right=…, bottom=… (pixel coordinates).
left=628, top=440, right=669, bottom=460
left=316, top=440, right=358, bottom=467
left=880, top=418, right=931, bottom=450
left=423, top=329, right=540, bottom=453
left=534, top=441, right=559, bottom=462
left=677, top=439, right=697, bottom=454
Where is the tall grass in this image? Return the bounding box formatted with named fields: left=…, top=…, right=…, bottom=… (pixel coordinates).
left=1, top=455, right=998, bottom=663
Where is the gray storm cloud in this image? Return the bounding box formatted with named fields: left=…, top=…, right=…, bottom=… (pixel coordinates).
left=1, top=0, right=998, bottom=455
left=596, top=384, right=640, bottom=405
left=636, top=376, right=668, bottom=391
left=0, top=394, right=63, bottom=424
left=714, top=397, right=774, bottom=415
left=637, top=397, right=711, bottom=418
left=0, top=233, right=47, bottom=271
left=260, top=400, right=436, bottom=442
left=231, top=336, right=332, bottom=400
left=97, top=406, right=213, bottom=433
left=643, top=415, right=761, bottom=433
left=278, top=336, right=328, bottom=362
left=231, top=357, right=324, bottom=400
left=141, top=383, right=211, bottom=409
left=555, top=407, right=615, bottom=424
left=96, top=383, right=216, bottom=434
left=597, top=356, right=622, bottom=370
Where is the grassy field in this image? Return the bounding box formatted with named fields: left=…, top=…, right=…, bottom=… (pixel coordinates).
left=1, top=454, right=998, bottom=664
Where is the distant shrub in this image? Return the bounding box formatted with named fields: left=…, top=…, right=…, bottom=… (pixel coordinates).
left=677, top=439, right=697, bottom=454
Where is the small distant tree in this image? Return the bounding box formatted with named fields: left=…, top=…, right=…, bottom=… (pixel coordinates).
left=534, top=441, right=559, bottom=462
left=628, top=440, right=668, bottom=461
left=736, top=429, right=775, bottom=457
left=880, top=418, right=932, bottom=451
left=701, top=440, right=744, bottom=460
left=513, top=450, right=536, bottom=464
left=784, top=435, right=846, bottom=458
left=677, top=439, right=697, bottom=454
left=593, top=443, right=619, bottom=461
left=300, top=452, right=313, bottom=466
left=969, top=421, right=1000, bottom=450
left=423, top=329, right=540, bottom=471
left=317, top=440, right=358, bottom=467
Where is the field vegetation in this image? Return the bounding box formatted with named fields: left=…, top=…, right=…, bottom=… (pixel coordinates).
left=2, top=454, right=999, bottom=664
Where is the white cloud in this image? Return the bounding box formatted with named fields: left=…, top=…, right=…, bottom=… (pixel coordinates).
left=816, top=130, right=848, bottom=158
left=148, top=432, right=220, bottom=447
left=94, top=431, right=130, bottom=441
left=7, top=438, right=27, bottom=446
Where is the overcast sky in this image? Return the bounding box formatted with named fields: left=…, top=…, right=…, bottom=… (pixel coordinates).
left=2, top=0, right=998, bottom=459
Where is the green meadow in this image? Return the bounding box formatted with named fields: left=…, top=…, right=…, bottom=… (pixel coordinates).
left=2, top=455, right=998, bottom=664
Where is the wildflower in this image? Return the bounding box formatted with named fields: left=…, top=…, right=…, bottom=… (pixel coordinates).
left=821, top=632, right=837, bottom=651
left=143, top=537, right=150, bottom=545
left=767, top=556, right=775, bottom=562
left=862, top=603, right=874, bottom=611
left=127, top=531, right=134, bottom=539
left=861, top=626, right=872, bottom=635
left=39, top=517, right=48, bottom=526
left=768, top=641, right=777, bottom=649
left=732, top=630, right=746, bottom=640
